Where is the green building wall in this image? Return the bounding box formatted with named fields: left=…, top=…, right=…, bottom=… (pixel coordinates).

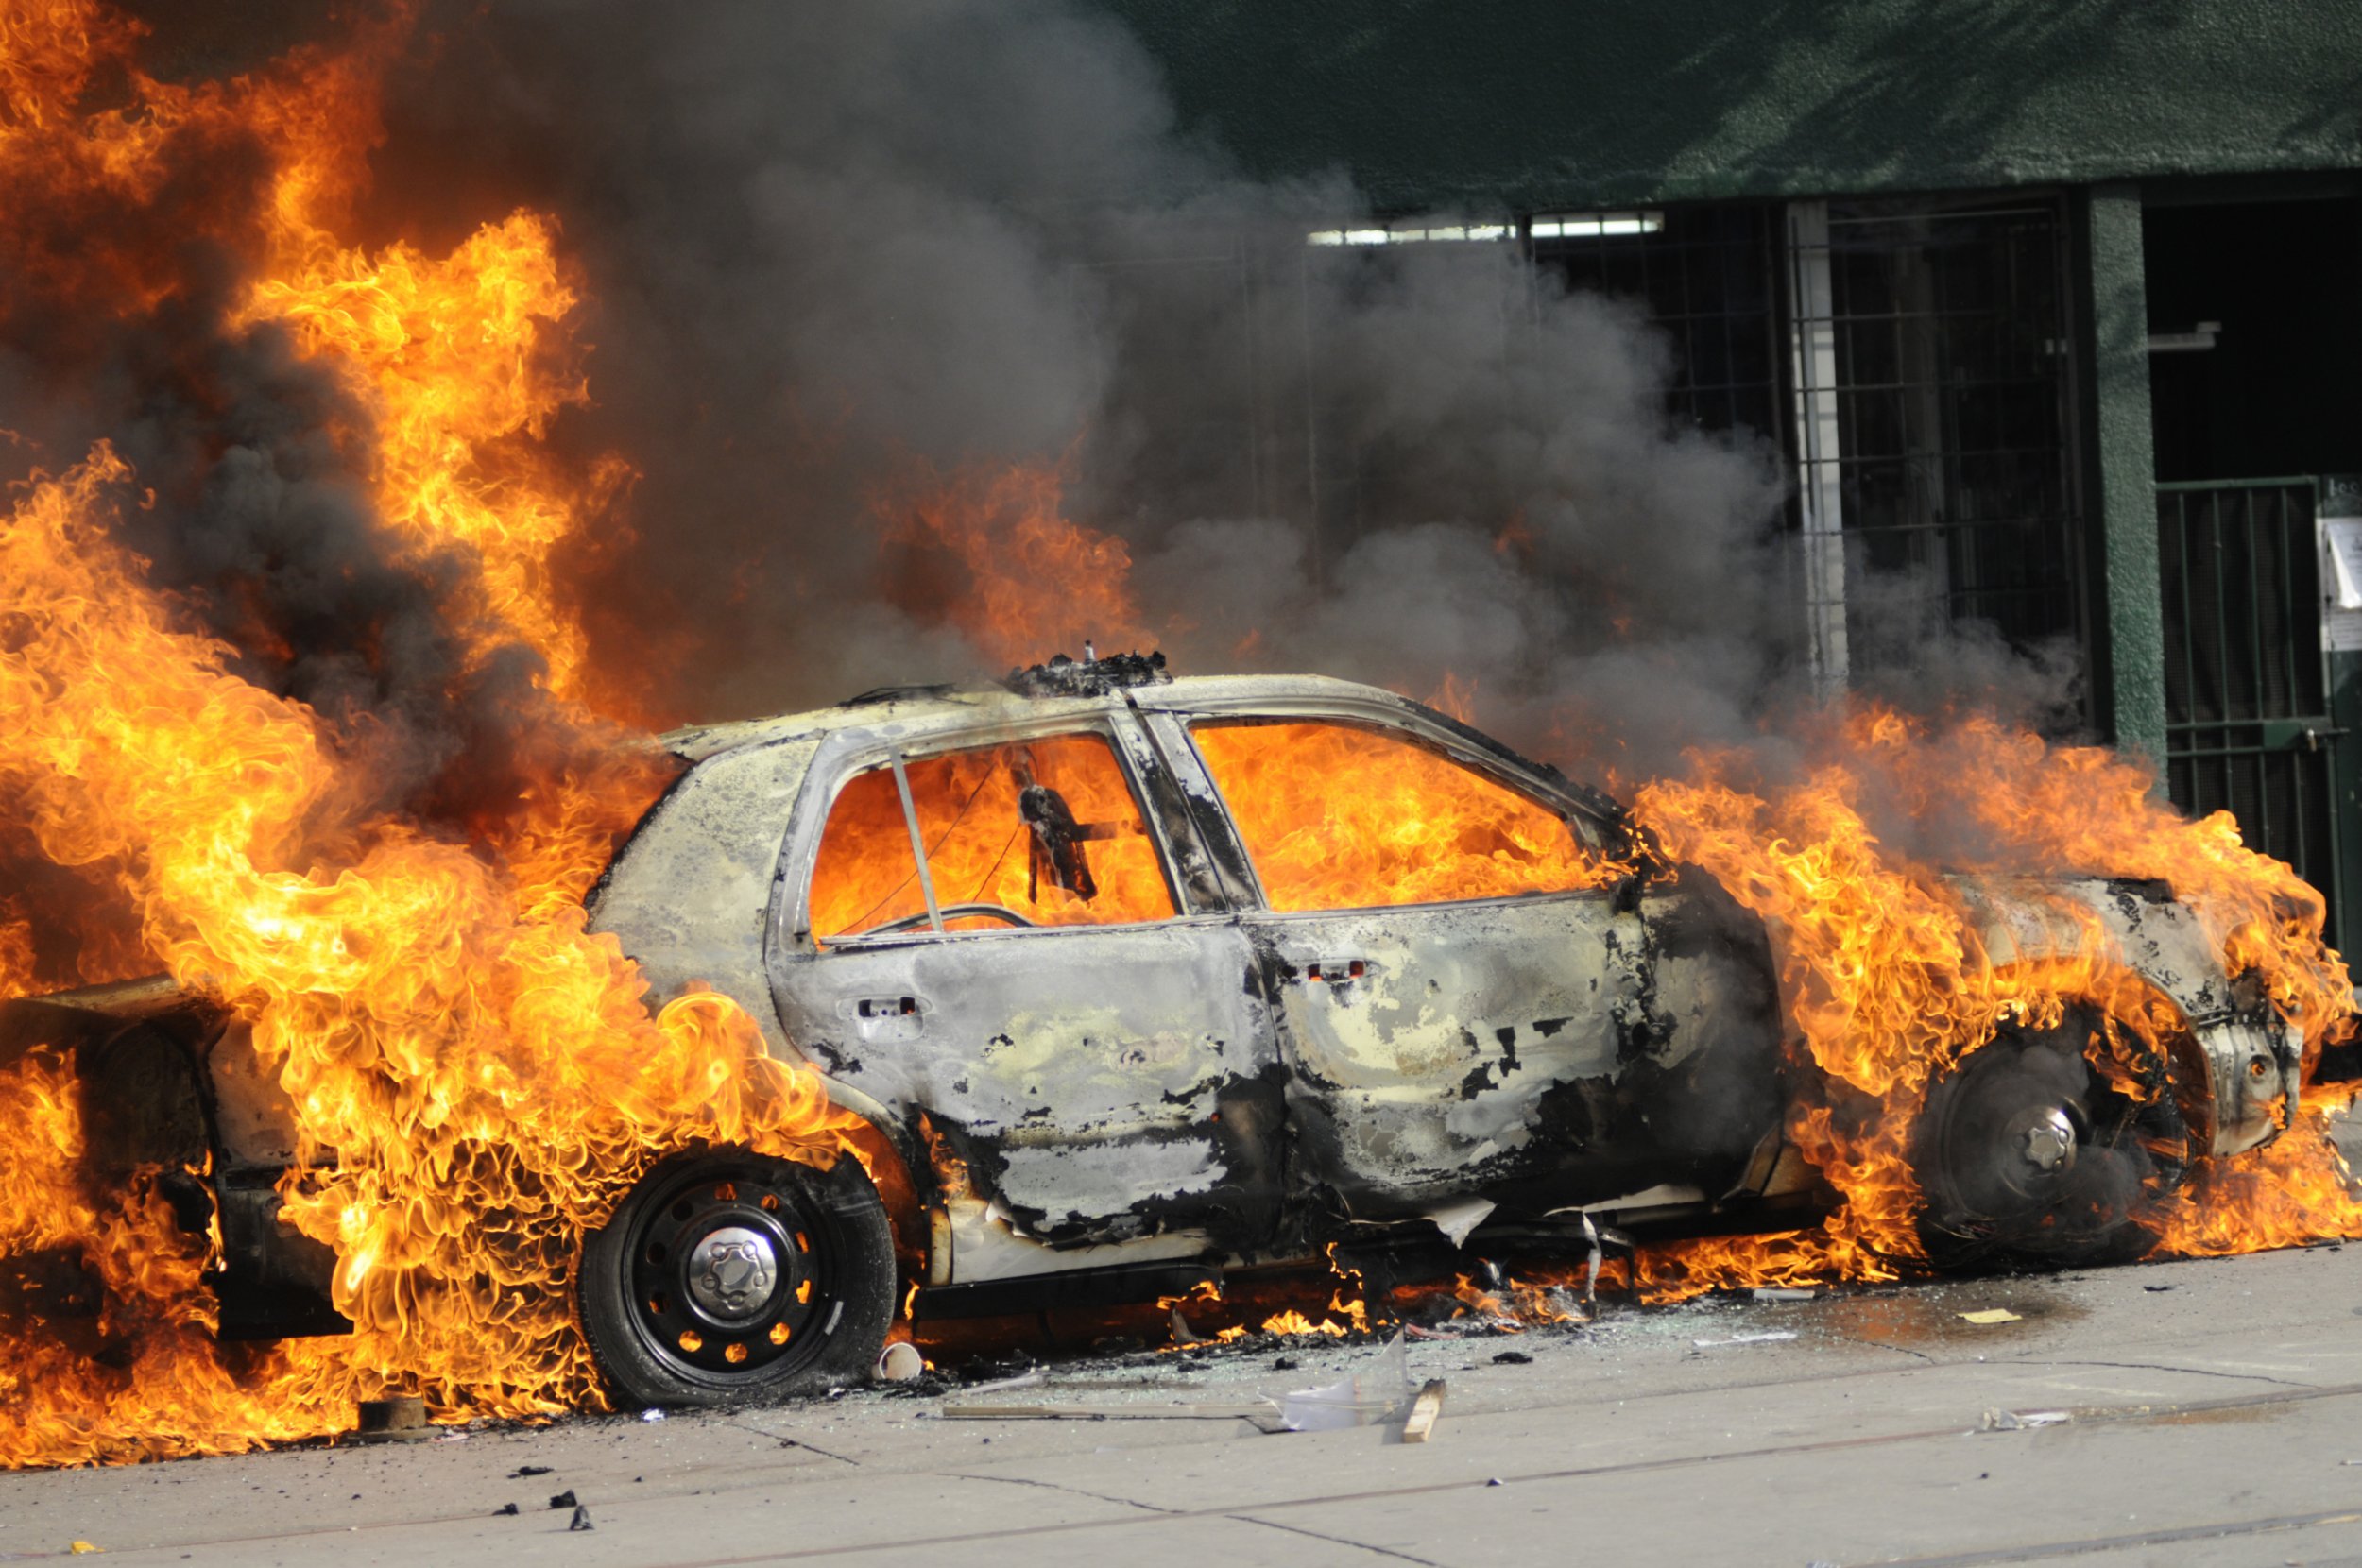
left=1102, top=0, right=2362, bottom=213
left=1104, top=1, right=2362, bottom=929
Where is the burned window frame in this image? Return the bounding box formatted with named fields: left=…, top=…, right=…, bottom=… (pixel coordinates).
left=1169, top=708, right=1618, bottom=919
left=783, top=713, right=1195, bottom=950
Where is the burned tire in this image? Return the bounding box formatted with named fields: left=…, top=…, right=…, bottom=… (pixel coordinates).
left=1913, top=1004, right=2189, bottom=1269
left=578, top=1147, right=894, bottom=1409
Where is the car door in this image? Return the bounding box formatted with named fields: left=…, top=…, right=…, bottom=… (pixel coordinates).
left=1152, top=707, right=1728, bottom=1219
left=765, top=712, right=1282, bottom=1255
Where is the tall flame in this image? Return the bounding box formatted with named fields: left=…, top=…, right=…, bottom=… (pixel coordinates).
left=0, top=4, right=856, bottom=1466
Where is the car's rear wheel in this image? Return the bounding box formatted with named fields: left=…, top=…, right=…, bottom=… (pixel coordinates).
left=1913, top=1002, right=2190, bottom=1267
left=578, top=1147, right=894, bottom=1409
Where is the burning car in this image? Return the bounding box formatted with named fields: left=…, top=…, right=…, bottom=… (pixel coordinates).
left=0, top=654, right=2306, bottom=1408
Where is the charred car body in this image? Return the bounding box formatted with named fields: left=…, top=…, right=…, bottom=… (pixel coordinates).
left=1, top=656, right=2305, bottom=1406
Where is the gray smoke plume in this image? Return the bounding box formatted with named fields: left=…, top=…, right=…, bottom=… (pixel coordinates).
left=84, top=0, right=2082, bottom=798
left=317, top=0, right=1823, bottom=777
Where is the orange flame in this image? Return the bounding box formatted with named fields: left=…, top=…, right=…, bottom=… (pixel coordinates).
left=1192, top=721, right=1632, bottom=912
left=1627, top=708, right=2360, bottom=1299
left=880, top=457, right=1147, bottom=669
left=0, top=6, right=856, bottom=1466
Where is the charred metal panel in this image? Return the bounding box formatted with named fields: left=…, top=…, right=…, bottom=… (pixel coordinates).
left=1957, top=876, right=2303, bottom=1156
left=589, top=736, right=822, bottom=1058
left=1133, top=710, right=1267, bottom=912
left=1243, top=875, right=1782, bottom=1220
left=0, top=976, right=199, bottom=1070
left=935, top=1190, right=1219, bottom=1285
left=212, top=1177, right=348, bottom=1340
left=1633, top=875, right=1789, bottom=1168
left=76, top=1018, right=213, bottom=1180
left=771, top=918, right=1281, bottom=1255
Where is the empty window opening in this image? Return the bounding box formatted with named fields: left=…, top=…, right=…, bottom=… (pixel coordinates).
left=808, top=733, right=1174, bottom=942
left=1190, top=720, right=1617, bottom=914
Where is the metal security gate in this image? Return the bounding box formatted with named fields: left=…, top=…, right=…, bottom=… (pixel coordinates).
left=2157, top=478, right=2339, bottom=938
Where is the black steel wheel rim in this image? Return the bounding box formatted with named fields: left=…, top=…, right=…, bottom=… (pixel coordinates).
left=618, top=1157, right=847, bottom=1387
left=1917, top=1013, right=2192, bottom=1254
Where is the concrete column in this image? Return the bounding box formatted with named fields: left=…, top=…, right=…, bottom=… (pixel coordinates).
left=2081, top=183, right=2167, bottom=761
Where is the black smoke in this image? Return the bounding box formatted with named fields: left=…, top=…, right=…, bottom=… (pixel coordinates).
left=77, top=1, right=2079, bottom=797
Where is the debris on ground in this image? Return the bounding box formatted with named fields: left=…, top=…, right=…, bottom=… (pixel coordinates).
left=569, top=1505, right=595, bottom=1531
left=1280, top=1335, right=1412, bottom=1431
left=510, top=1465, right=552, bottom=1477
left=1399, top=1379, right=1447, bottom=1443
left=1691, top=1331, right=1798, bottom=1348
left=1492, top=1350, right=1532, bottom=1365
left=1959, top=1309, right=2022, bottom=1324
left=1981, top=1408, right=2070, bottom=1431
left=549, top=1490, right=578, bottom=1509
left=1751, top=1287, right=1818, bottom=1302
left=941, top=1401, right=1278, bottom=1422
left=351, top=1396, right=430, bottom=1443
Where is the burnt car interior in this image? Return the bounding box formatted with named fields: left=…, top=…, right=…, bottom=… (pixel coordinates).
left=809, top=732, right=1173, bottom=940
left=1187, top=719, right=1618, bottom=911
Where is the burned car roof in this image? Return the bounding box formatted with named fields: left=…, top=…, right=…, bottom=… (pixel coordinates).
left=663, top=673, right=1461, bottom=761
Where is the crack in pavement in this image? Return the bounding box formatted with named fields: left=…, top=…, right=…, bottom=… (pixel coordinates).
left=1832, top=1332, right=1936, bottom=1363
left=951, top=1468, right=1178, bottom=1516
left=726, top=1422, right=864, bottom=1464
left=1236, top=1511, right=1446, bottom=1566
left=1851, top=1504, right=2362, bottom=1567
left=2016, top=1357, right=2321, bottom=1390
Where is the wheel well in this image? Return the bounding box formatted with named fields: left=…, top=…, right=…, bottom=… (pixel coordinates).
left=832, top=1115, right=928, bottom=1289
left=1980, top=962, right=2211, bottom=1155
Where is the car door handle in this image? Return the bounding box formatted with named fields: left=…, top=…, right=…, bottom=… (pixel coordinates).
left=1290, top=959, right=1369, bottom=983
left=841, top=995, right=929, bottom=1041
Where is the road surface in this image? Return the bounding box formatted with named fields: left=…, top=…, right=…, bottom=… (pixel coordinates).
left=7, top=1238, right=2362, bottom=1567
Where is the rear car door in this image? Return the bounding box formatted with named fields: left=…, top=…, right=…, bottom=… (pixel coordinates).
left=765, top=712, right=1282, bottom=1256
left=1151, top=706, right=1777, bottom=1220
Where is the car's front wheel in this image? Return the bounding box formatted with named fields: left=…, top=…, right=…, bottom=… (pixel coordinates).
left=1912, top=1002, right=2191, bottom=1267
left=578, top=1147, right=895, bottom=1409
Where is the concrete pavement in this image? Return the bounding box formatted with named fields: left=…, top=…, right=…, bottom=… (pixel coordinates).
left=7, top=1243, right=2362, bottom=1567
